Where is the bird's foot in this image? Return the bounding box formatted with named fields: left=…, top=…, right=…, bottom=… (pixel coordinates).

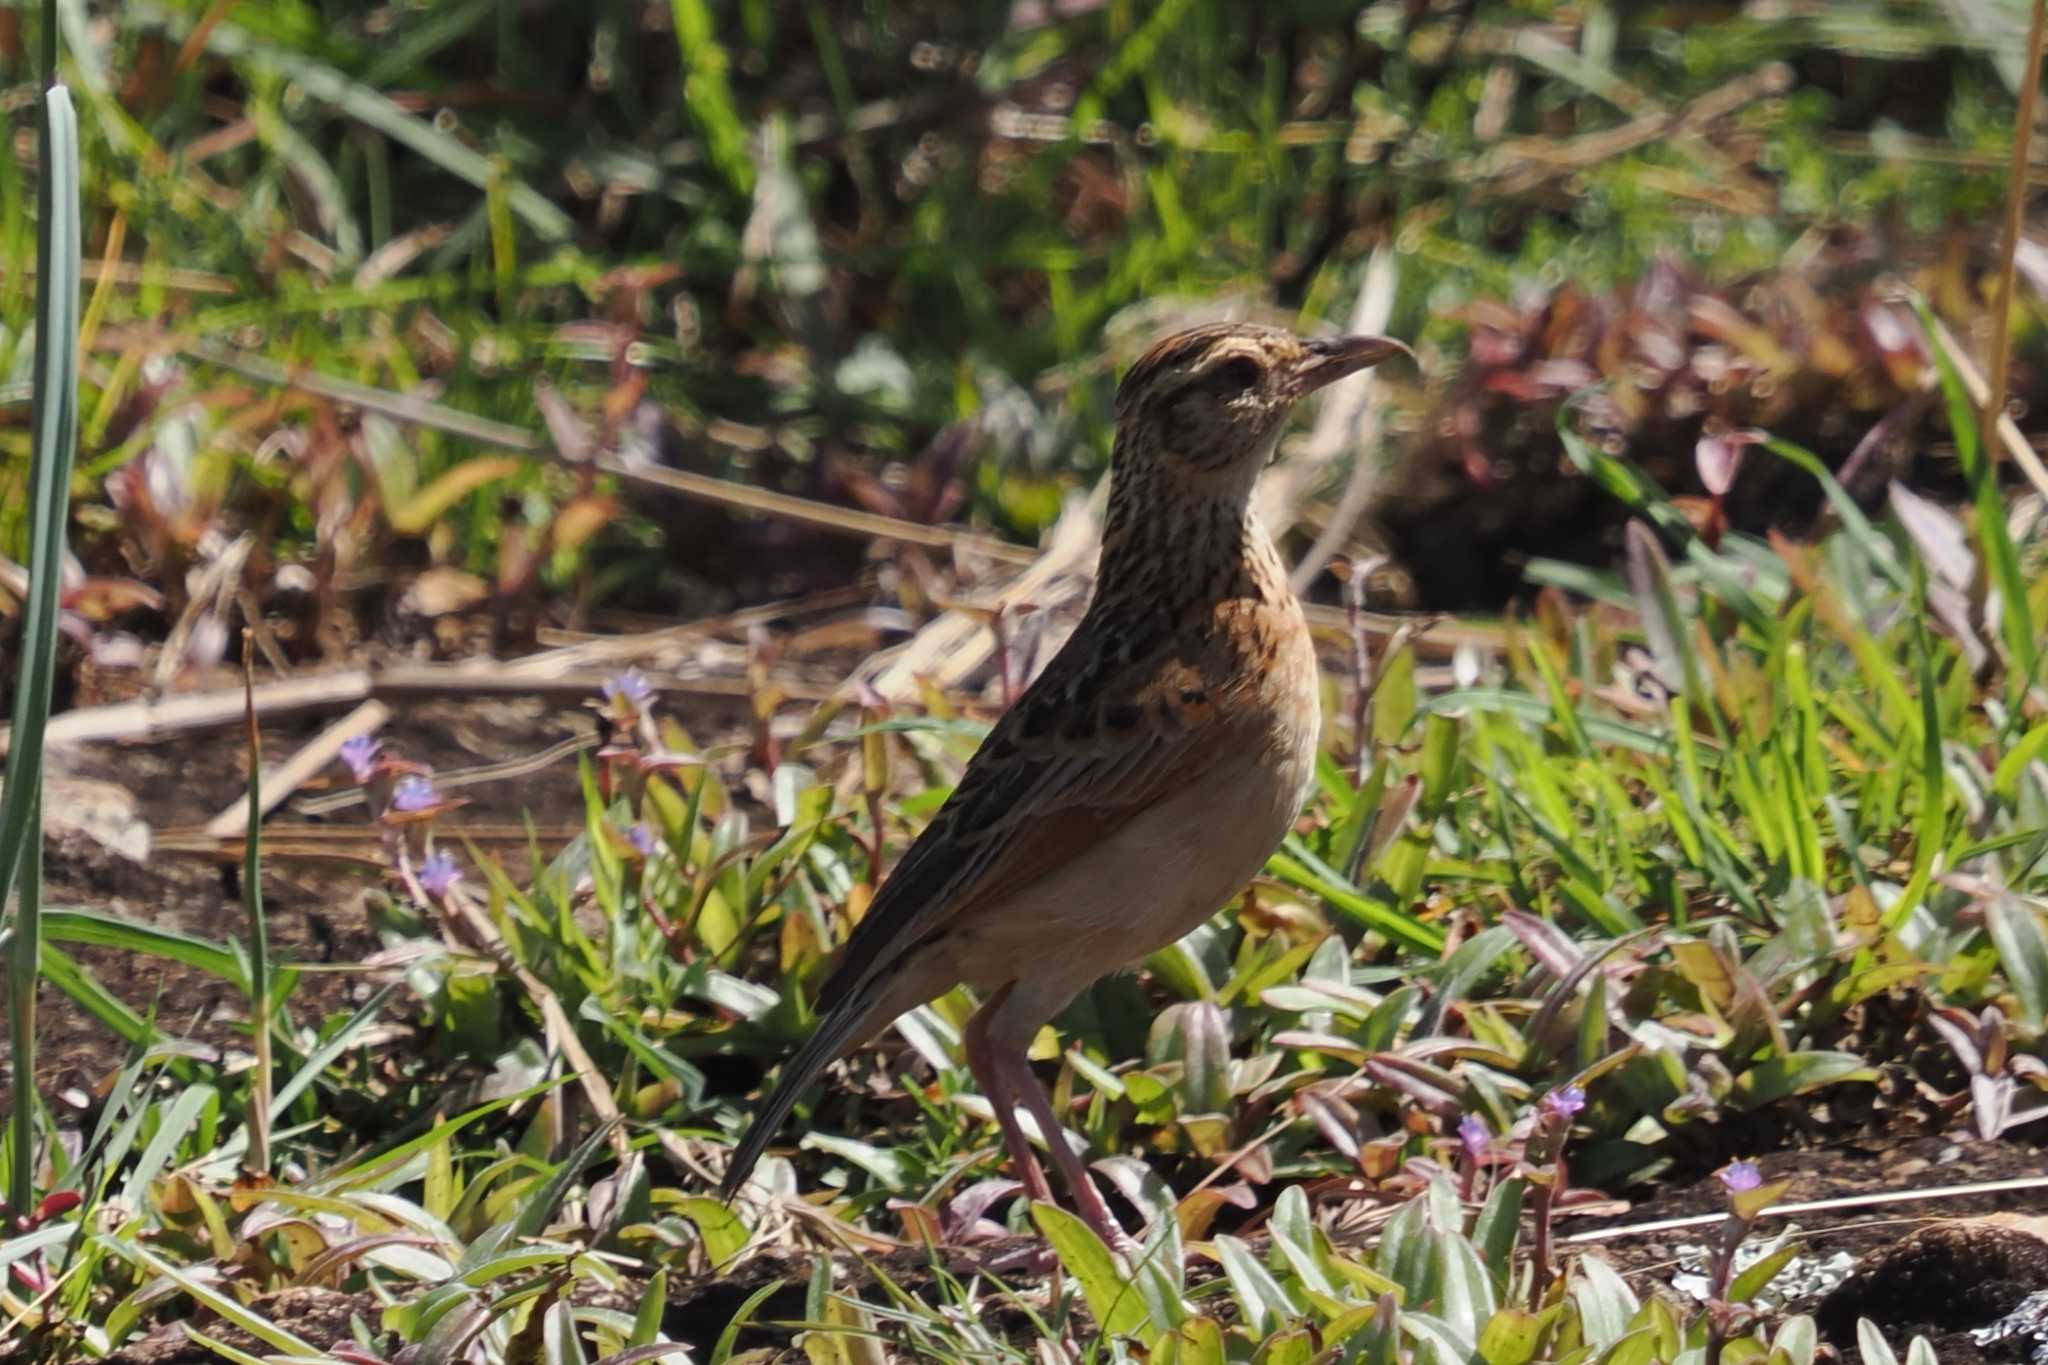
left=1085, top=1213, right=1149, bottom=1266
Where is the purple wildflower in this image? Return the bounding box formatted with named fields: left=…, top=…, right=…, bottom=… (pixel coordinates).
left=339, top=735, right=382, bottom=783
left=627, top=823, right=660, bottom=857
left=417, top=850, right=463, bottom=897
left=1458, top=1114, right=1490, bottom=1162
left=1541, top=1085, right=1587, bottom=1122
left=603, top=669, right=655, bottom=710
left=1718, top=1160, right=1762, bottom=1194
left=390, top=774, right=441, bottom=813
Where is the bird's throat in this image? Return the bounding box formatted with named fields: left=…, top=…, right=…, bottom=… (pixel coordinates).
left=1098, top=476, right=1286, bottom=611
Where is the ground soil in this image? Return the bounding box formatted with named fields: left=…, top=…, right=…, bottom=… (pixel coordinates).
left=7, top=685, right=752, bottom=1109
left=1579, top=1135, right=2048, bottom=1365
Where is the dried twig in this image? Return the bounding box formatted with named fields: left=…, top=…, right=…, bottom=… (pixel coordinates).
left=1982, top=0, right=2048, bottom=448
left=155, top=821, right=585, bottom=864
left=1283, top=247, right=1400, bottom=594
left=2, top=662, right=830, bottom=757
left=181, top=342, right=1035, bottom=566
left=202, top=700, right=389, bottom=837
left=1562, top=1174, right=2048, bottom=1245
left=853, top=491, right=1103, bottom=703
left=1922, top=316, right=2048, bottom=502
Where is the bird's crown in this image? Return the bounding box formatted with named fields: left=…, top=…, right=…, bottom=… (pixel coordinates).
left=1113, top=322, right=1407, bottom=477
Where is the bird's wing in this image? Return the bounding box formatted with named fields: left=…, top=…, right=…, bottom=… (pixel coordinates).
left=814, top=635, right=1242, bottom=1015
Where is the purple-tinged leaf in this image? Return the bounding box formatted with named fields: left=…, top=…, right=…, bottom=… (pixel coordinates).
left=1695, top=429, right=1759, bottom=497
left=1363, top=1054, right=1465, bottom=1117
left=1971, top=1074, right=2013, bottom=1141
left=1298, top=1088, right=1362, bottom=1161
left=1623, top=520, right=1690, bottom=698
left=1926, top=1007, right=1988, bottom=1077
left=1887, top=481, right=1975, bottom=591
left=535, top=377, right=595, bottom=463
left=1502, top=909, right=1586, bottom=980
left=942, top=1179, right=1021, bottom=1243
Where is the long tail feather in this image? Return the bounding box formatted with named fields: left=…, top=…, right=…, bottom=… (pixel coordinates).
left=718, top=992, right=882, bottom=1202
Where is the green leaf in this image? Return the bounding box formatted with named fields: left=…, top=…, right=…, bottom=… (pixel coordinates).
left=1729, top=1052, right=1879, bottom=1109
left=1159, top=1317, right=1227, bottom=1365
left=1252, top=1327, right=1317, bottom=1365
left=386, top=455, right=524, bottom=534
left=1215, top=1233, right=1301, bottom=1339
left=1856, top=1318, right=1899, bottom=1365
left=1266, top=1185, right=1334, bottom=1297
left=1032, top=1203, right=1154, bottom=1343
left=1761, top=438, right=1907, bottom=590
left=1434, top=1230, right=1500, bottom=1347
left=181, top=20, right=573, bottom=238
left=95, top=1238, right=321, bottom=1357
left=1570, top=1255, right=1639, bottom=1349
left=1772, top=1315, right=1820, bottom=1365
left=543, top=1299, right=589, bottom=1365
left=675, top=1196, right=750, bottom=1265
left=710, top=1278, right=784, bottom=1365
left=1472, top=1178, right=1526, bottom=1288
left=1729, top=1240, right=1803, bottom=1304
left=1624, top=520, right=1700, bottom=702
left=3, top=78, right=82, bottom=1214
left=1983, top=894, right=2048, bottom=1022
left=1478, top=1309, right=1546, bottom=1365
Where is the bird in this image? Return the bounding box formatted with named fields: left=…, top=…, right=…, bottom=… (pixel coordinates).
left=719, top=321, right=1410, bottom=1250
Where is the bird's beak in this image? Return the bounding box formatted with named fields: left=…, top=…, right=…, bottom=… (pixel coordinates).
left=1287, top=334, right=1413, bottom=397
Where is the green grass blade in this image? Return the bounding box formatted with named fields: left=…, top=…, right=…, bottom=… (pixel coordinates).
left=40, top=909, right=248, bottom=988
left=238, top=650, right=271, bottom=1175
left=2, top=71, right=81, bottom=1215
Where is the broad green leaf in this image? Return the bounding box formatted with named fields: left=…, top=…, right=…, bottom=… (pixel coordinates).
left=1215, top=1233, right=1301, bottom=1339
left=1472, top=1178, right=1526, bottom=1288
left=1856, top=1319, right=1899, bottom=1365
left=1729, top=1053, right=1879, bottom=1109
left=1771, top=1315, right=1820, bottom=1365
left=1983, top=894, right=2048, bottom=1022
left=675, top=1197, right=750, bottom=1265
left=1479, top=1309, right=1546, bottom=1365
left=1157, top=1317, right=1227, bottom=1365
left=1032, top=1203, right=1154, bottom=1344
left=1571, top=1255, right=1638, bottom=1349
left=1729, top=1240, right=1803, bottom=1304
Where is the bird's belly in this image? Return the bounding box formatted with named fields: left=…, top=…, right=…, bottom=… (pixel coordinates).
left=948, top=734, right=1315, bottom=1001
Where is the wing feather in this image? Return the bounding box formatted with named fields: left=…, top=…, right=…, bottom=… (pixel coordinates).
left=814, top=634, right=1230, bottom=1014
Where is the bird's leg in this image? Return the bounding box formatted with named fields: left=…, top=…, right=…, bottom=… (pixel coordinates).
left=988, top=1036, right=1142, bottom=1257
left=962, top=989, right=1058, bottom=1208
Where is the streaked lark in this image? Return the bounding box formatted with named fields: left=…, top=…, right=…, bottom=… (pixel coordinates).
left=721, top=322, right=1409, bottom=1247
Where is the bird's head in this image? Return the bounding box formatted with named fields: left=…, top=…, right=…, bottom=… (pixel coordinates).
left=1113, top=322, right=1410, bottom=488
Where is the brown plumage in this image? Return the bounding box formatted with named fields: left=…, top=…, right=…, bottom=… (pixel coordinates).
left=720, top=322, right=1410, bottom=1249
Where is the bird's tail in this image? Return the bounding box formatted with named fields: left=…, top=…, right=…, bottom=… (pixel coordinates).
left=718, top=992, right=883, bottom=1202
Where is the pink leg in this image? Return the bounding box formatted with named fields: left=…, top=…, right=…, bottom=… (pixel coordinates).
left=962, top=987, right=1057, bottom=1207
left=988, top=1037, right=1140, bottom=1255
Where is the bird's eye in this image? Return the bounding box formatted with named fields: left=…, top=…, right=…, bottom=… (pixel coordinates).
left=1198, top=356, right=1262, bottom=396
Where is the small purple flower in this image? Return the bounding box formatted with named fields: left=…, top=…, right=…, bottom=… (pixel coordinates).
left=627, top=823, right=660, bottom=857
left=390, top=774, right=441, bottom=813
left=1541, top=1085, right=1587, bottom=1122
left=1458, top=1114, right=1490, bottom=1162
left=603, top=669, right=655, bottom=711
left=339, top=735, right=382, bottom=783
left=1719, top=1160, right=1762, bottom=1194
left=417, top=850, right=463, bottom=897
